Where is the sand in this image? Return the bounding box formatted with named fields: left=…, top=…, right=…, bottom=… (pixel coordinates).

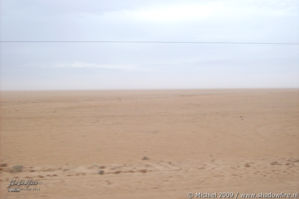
left=0, top=89, right=299, bottom=198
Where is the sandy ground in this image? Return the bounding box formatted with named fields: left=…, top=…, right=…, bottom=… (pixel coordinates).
left=0, top=89, right=299, bottom=199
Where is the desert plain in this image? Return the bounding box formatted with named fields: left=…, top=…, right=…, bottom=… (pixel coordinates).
left=0, top=89, right=299, bottom=198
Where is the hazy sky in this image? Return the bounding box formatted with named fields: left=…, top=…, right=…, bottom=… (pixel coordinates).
left=1, top=0, right=299, bottom=90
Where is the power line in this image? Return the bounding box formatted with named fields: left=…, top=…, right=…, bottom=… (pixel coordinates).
left=0, top=40, right=299, bottom=45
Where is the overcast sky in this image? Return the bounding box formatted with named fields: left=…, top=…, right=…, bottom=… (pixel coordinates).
left=0, top=0, right=299, bottom=90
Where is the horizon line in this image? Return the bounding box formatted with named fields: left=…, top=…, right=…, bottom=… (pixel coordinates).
left=1, top=87, right=299, bottom=92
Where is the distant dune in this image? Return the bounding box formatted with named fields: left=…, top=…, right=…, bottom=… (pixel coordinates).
left=1, top=89, right=299, bottom=199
